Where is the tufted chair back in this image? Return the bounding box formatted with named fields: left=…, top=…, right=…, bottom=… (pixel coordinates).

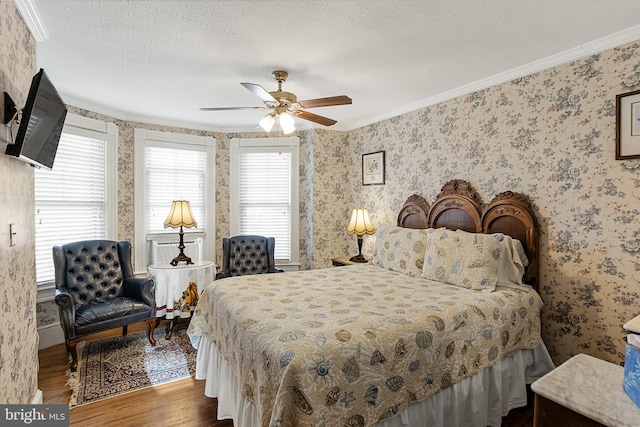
left=215, top=235, right=284, bottom=279
left=58, top=240, right=125, bottom=305
left=53, top=239, right=157, bottom=372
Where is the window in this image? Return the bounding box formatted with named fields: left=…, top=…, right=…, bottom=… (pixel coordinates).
left=134, top=129, right=215, bottom=273
left=34, top=114, right=117, bottom=301
left=144, top=146, right=207, bottom=234
left=230, top=137, right=299, bottom=269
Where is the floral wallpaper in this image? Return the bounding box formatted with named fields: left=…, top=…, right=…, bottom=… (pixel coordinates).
left=29, top=13, right=640, bottom=369
left=0, top=2, right=40, bottom=404
left=346, top=42, right=640, bottom=366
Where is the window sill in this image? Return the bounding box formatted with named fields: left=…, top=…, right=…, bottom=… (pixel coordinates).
left=276, top=263, right=300, bottom=272
left=36, top=282, right=55, bottom=303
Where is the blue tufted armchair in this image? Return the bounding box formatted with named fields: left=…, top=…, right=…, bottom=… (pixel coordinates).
left=215, top=235, right=284, bottom=279
left=53, top=240, right=157, bottom=372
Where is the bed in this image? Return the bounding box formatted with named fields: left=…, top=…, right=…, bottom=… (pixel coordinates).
left=188, top=179, right=555, bottom=427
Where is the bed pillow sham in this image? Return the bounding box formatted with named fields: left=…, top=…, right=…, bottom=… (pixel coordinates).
left=422, top=228, right=503, bottom=291
left=372, top=224, right=429, bottom=276
left=496, top=235, right=530, bottom=289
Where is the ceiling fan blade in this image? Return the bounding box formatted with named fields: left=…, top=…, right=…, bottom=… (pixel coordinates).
left=298, top=95, right=352, bottom=109
left=241, top=82, right=277, bottom=103
left=292, top=110, right=337, bottom=126
left=199, top=106, right=268, bottom=111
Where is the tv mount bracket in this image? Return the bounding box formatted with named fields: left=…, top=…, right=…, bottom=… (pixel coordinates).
left=4, top=92, right=17, bottom=125
left=1, top=92, right=19, bottom=145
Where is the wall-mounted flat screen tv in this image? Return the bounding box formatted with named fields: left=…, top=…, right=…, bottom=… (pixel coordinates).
left=5, top=68, right=67, bottom=170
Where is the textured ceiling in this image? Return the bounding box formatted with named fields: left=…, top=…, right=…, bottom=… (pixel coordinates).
left=27, top=0, right=640, bottom=132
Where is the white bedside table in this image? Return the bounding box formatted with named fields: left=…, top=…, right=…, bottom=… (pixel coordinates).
left=531, top=353, right=640, bottom=426
left=147, top=260, right=215, bottom=338
left=623, top=314, right=640, bottom=334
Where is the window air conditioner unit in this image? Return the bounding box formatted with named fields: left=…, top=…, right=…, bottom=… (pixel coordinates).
left=148, top=237, right=203, bottom=266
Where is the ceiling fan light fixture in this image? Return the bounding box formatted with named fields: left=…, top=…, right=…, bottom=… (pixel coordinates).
left=259, top=113, right=276, bottom=132
left=201, top=70, right=350, bottom=130
left=278, top=110, right=295, bottom=134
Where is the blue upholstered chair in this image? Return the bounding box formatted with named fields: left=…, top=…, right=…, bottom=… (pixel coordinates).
left=215, top=235, right=284, bottom=279
left=53, top=240, right=157, bottom=371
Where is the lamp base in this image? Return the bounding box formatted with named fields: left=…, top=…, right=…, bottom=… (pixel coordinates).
left=170, top=252, right=193, bottom=266
left=349, top=236, right=369, bottom=263
left=170, top=225, right=193, bottom=266
left=349, top=254, right=369, bottom=263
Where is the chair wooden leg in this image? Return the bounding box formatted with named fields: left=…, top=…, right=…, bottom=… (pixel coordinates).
left=147, top=319, right=157, bottom=346
left=68, top=339, right=79, bottom=372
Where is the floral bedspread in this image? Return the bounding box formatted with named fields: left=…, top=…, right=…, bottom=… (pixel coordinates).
left=188, top=264, right=543, bottom=427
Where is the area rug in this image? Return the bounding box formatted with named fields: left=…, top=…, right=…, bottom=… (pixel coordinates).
left=67, top=327, right=197, bottom=407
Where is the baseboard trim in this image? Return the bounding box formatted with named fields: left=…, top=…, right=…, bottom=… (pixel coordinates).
left=31, top=389, right=43, bottom=404
left=38, top=322, right=65, bottom=350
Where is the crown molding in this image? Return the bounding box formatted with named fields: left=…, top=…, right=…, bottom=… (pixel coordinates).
left=13, top=0, right=48, bottom=42
left=45, top=16, right=640, bottom=134
left=62, top=92, right=318, bottom=134
left=346, top=24, right=640, bottom=131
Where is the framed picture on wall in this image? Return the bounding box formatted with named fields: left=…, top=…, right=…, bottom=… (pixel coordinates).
left=362, top=150, right=385, bottom=185
left=616, top=89, right=640, bottom=159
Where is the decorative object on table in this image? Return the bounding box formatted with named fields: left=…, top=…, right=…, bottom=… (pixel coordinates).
left=346, top=208, right=375, bottom=263
left=66, top=329, right=196, bottom=407
left=164, top=200, right=198, bottom=266
left=215, top=235, right=284, bottom=279
left=53, top=240, right=156, bottom=372
left=183, top=281, right=199, bottom=307
left=362, top=150, right=385, bottom=185
left=616, top=89, right=640, bottom=159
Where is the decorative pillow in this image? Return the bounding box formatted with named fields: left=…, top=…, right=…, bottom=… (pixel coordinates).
left=372, top=224, right=429, bottom=276
left=422, top=228, right=503, bottom=291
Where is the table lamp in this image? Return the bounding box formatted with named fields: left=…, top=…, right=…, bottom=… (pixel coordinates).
left=164, top=200, right=197, bottom=266
left=346, top=208, right=375, bottom=262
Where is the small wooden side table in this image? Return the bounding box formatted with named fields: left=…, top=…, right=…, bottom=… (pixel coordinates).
left=331, top=256, right=371, bottom=266
left=531, top=353, right=640, bottom=427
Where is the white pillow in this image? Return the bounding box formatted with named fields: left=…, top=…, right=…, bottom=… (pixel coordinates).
left=496, top=235, right=530, bottom=289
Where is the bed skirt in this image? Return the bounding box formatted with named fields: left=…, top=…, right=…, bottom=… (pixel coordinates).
left=195, top=336, right=555, bottom=427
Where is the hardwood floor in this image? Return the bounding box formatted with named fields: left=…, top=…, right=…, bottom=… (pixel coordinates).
left=38, top=321, right=232, bottom=427
left=38, top=320, right=532, bottom=427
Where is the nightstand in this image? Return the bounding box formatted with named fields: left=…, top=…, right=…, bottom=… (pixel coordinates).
left=331, top=256, right=371, bottom=266
left=531, top=353, right=640, bottom=426
left=624, top=314, right=640, bottom=334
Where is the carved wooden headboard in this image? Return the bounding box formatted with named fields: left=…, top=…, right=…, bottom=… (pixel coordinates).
left=397, top=179, right=539, bottom=290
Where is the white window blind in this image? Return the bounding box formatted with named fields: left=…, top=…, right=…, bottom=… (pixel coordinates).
left=238, top=151, right=292, bottom=260
left=133, top=129, right=215, bottom=273
left=35, top=132, right=108, bottom=284
left=231, top=137, right=299, bottom=267
left=145, top=146, right=207, bottom=233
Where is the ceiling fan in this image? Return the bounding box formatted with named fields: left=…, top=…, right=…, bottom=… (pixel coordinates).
left=199, top=70, right=352, bottom=134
